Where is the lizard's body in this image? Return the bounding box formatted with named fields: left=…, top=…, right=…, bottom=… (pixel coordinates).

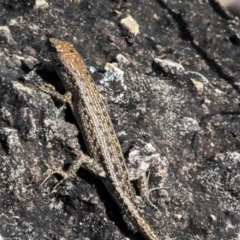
left=42, top=38, right=160, bottom=240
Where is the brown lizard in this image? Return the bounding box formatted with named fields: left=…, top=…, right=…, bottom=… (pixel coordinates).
left=39, top=38, right=161, bottom=240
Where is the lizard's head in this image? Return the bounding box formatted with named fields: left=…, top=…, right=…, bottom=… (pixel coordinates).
left=46, top=38, right=66, bottom=53
left=46, top=38, right=77, bottom=62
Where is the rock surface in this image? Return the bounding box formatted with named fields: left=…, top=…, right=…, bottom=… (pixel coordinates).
left=0, top=0, right=240, bottom=239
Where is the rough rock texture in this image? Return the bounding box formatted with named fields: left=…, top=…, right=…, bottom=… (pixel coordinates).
left=0, top=0, right=240, bottom=239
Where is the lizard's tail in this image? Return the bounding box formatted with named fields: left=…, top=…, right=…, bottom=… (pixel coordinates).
left=122, top=196, right=161, bottom=240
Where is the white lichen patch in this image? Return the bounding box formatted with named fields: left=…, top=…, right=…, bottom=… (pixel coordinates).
left=104, top=62, right=124, bottom=77
left=99, top=63, right=127, bottom=103
left=181, top=117, right=200, bottom=132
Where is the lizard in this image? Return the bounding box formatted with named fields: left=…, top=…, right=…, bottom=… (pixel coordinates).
left=38, top=38, right=161, bottom=240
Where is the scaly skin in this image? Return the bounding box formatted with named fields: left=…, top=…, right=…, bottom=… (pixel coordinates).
left=44, top=38, right=161, bottom=240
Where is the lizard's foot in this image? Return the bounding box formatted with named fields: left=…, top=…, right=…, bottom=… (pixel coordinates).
left=129, top=169, right=168, bottom=213
left=40, top=160, right=74, bottom=190
left=35, top=82, right=72, bottom=105
left=146, top=185, right=169, bottom=213
left=40, top=152, right=105, bottom=191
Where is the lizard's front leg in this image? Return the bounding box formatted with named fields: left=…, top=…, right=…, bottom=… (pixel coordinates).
left=33, top=80, right=107, bottom=189
left=41, top=151, right=106, bottom=190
